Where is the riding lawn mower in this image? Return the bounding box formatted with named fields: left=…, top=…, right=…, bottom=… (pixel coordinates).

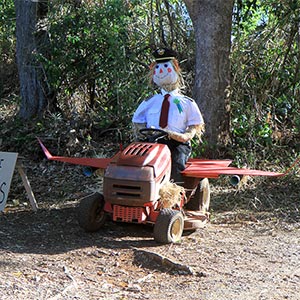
left=39, top=128, right=283, bottom=244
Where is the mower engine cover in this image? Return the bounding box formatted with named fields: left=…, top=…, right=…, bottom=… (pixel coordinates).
left=103, top=142, right=171, bottom=206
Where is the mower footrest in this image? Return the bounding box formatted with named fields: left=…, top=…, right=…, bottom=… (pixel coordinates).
left=113, top=205, right=147, bottom=223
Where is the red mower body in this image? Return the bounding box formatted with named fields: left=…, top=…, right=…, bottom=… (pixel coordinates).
left=103, top=142, right=172, bottom=224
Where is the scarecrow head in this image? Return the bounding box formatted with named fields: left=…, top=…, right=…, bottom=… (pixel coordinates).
left=149, top=48, right=184, bottom=92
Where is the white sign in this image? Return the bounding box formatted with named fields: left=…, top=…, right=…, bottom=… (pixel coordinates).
left=0, top=152, right=18, bottom=211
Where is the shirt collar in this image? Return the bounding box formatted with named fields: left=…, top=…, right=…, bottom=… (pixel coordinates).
left=161, top=88, right=180, bottom=97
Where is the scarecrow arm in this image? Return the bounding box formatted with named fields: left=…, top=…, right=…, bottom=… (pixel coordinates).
left=166, top=125, right=203, bottom=143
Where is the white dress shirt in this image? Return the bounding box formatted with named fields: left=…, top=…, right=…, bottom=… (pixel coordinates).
left=132, top=89, right=204, bottom=134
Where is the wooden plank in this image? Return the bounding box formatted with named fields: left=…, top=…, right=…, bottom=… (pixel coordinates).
left=16, top=163, right=38, bottom=211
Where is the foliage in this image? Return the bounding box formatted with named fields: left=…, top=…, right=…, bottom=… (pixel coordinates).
left=36, top=0, right=194, bottom=133
left=231, top=0, right=300, bottom=159
left=0, top=0, right=16, bottom=98
left=43, top=0, right=142, bottom=127
left=0, top=0, right=15, bottom=58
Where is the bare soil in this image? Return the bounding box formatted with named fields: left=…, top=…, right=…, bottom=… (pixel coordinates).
left=0, top=157, right=299, bottom=300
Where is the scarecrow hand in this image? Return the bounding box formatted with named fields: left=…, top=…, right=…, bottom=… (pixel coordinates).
left=165, top=127, right=197, bottom=143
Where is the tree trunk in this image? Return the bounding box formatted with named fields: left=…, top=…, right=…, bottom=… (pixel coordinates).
left=15, top=0, right=49, bottom=120
left=184, top=0, right=234, bottom=154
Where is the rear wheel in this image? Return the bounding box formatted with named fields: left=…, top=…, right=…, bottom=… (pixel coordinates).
left=185, top=178, right=210, bottom=212
left=153, top=209, right=184, bottom=244
left=78, top=192, right=107, bottom=232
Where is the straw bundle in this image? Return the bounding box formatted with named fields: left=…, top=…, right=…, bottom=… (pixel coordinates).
left=159, top=181, right=184, bottom=208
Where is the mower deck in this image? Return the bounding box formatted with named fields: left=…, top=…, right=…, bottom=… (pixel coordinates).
left=183, top=210, right=210, bottom=230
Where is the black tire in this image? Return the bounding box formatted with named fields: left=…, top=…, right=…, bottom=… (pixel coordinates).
left=153, top=209, right=184, bottom=244
left=78, top=192, right=107, bottom=232
left=185, top=178, right=210, bottom=212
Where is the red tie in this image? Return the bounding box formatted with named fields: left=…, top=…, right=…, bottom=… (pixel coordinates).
left=159, top=94, right=170, bottom=128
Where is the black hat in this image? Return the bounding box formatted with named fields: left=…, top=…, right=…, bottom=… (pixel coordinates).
left=152, top=48, right=177, bottom=62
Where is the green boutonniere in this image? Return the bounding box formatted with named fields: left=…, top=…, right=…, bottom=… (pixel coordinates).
left=173, top=98, right=183, bottom=113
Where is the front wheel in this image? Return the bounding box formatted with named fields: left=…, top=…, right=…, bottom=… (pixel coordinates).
left=153, top=209, right=184, bottom=244
left=78, top=192, right=107, bottom=232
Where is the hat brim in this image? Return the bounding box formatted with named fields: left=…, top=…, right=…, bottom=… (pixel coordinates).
left=155, top=56, right=175, bottom=62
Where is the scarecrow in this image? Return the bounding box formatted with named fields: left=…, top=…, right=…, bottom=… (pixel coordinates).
left=132, top=48, right=205, bottom=182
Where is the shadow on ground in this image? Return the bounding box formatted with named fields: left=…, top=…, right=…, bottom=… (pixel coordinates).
left=0, top=204, right=160, bottom=255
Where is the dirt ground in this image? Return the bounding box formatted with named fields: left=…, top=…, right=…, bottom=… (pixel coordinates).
left=0, top=159, right=299, bottom=300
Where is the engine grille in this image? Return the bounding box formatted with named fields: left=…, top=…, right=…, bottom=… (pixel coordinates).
left=112, top=183, right=142, bottom=198
left=113, top=205, right=147, bottom=223
left=123, top=143, right=154, bottom=156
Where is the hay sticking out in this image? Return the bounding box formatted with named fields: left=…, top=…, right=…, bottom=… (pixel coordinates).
left=159, top=181, right=185, bottom=208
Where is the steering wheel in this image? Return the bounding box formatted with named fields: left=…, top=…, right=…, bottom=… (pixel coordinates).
left=139, top=128, right=168, bottom=143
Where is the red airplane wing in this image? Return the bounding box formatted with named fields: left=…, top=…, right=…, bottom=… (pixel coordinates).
left=182, top=159, right=284, bottom=178
left=38, top=138, right=290, bottom=178
left=186, top=158, right=233, bottom=167
left=38, top=138, right=113, bottom=169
